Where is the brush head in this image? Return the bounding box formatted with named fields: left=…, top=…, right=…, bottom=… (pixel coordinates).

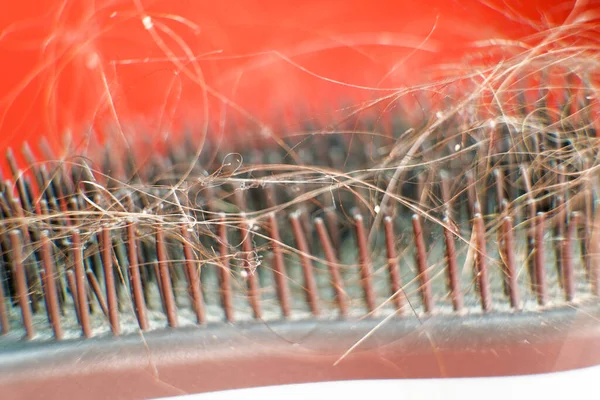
left=1, top=88, right=600, bottom=325
left=2, top=42, right=600, bottom=397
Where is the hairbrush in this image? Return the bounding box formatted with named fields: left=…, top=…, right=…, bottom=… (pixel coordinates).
left=1, top=1, right=600, bottom=399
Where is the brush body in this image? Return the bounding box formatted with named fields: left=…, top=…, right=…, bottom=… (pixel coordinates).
left=2, top=100, right=600, bottom=396
left=1, top=1, right=600, bottom=399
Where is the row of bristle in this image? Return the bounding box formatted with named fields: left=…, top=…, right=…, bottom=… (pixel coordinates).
left=2, top=107, right=600, bottom=341
left=1, top=209, right=598, bottom=341
left=1, top=166, right=599, bottom=341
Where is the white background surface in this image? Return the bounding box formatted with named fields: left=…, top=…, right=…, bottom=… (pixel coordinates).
left=160, top=365, right=600, bottom=400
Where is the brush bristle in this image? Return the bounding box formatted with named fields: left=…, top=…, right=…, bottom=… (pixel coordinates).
left=1, top=72, right=600, bottom=341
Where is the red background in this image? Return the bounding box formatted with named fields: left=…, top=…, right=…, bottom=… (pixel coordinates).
left=0, top=0, right=594, bottom=159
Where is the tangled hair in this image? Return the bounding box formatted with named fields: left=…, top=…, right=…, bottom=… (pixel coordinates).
left=0, top=1, right=599, bottom=355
